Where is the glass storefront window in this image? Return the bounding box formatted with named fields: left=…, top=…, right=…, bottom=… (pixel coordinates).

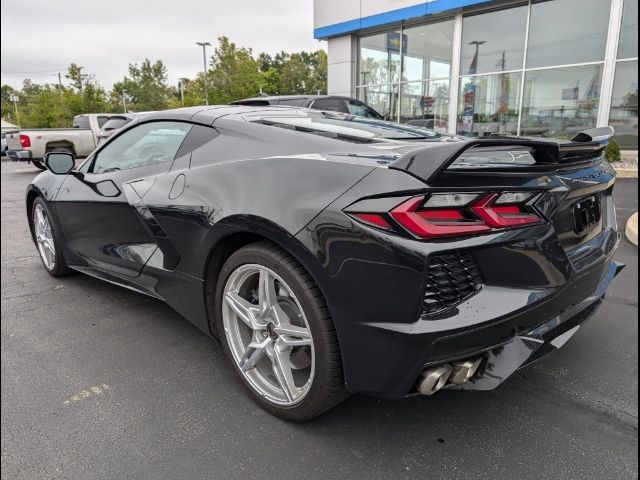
left=521, top=65, right=603, bottom=139
left=402, top=20, right=454, bottom=81
left=527, top=0, right=611, bottom=68
left=457, top=72, right=521, bottom=137
left=618, top=0, right=639, bottom=59
left=359, top=31, right=402, bottom=85
left=357, top=84, right=400, bottom=121
left=609, top=61, right=638, bottom=149
left=460, top=6, right=528, bottom=75
left=400, top=80, right=450, bottom=132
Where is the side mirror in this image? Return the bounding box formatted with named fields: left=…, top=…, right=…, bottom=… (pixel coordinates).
left=44, top=152, right=75, bottom=175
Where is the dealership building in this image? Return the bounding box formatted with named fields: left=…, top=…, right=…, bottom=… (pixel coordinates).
left=313, top=0, right=638, bottom=149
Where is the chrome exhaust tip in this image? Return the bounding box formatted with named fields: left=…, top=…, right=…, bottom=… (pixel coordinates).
left=449, top=357, right=482, bottom=385
left=417, top=364, right=453, bottom=395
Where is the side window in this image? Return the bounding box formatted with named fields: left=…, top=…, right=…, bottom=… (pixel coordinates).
left=174, top=124, right=219, bottom=158
left=312, top=98, right=350, bottom=114
left=92, top=121, right=192, bottom=174
left=347, top=100, right=382, bottom=119
left=97, top=116, right=109, bottom=128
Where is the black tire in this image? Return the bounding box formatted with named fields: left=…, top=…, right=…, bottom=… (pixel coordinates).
left=31, top=197, right=72, bottom=277
left=214, top=241, right=348, bottom=420
left=31, top=160, right=46, bottom=170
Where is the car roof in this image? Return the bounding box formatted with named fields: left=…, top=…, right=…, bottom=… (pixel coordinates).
left=230, top=95, right=357, bottom=104
left=139, top=105, right=317, bottom=123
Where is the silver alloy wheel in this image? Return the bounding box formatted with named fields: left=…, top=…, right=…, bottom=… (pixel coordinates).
left=222, top=264, right=315, bottom=406
left=33, top=203, right=56, bottom=270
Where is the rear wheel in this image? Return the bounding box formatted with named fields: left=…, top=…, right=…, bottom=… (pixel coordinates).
left=31, top=160, right=46, bottom=170
left=215, top=242, right=348, bottom=420
left=31, top=197, right=72, bottom=277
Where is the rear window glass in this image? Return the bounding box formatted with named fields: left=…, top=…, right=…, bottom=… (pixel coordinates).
left=102, top=117, right=132, bottom=131
left=452, top=147, right=537, bottom=168
left=73, top=116, right=90, bottom=129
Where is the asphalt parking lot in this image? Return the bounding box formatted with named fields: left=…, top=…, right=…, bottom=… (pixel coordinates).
left=1, top=159, right=638, bottom=480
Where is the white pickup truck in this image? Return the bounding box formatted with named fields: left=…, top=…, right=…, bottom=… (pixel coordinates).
left=6, top=113, right=110, bottom=169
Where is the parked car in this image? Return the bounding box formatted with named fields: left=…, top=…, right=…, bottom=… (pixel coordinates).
left=96, top=114, right=136, bottom=146
left=231, top=95, right=384, bottom=120
left=6, top=113, right=110, bottom=169
left=26, top=106, right=622, bottom=420
left=1, top=131, right=8, bottom=156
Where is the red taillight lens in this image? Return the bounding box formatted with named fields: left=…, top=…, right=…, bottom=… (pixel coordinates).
left=19, top=134, right=31, bottom=148
left=391, top=197, right=491, bottom=238
left=347, top=192, right=541, bottom=239
left=472, top=194, right=541, bottom=228
left=349, top=213, right=392, bottom=230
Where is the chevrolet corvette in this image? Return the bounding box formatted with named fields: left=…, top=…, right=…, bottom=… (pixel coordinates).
left=26, top=106, right=623, bottom=420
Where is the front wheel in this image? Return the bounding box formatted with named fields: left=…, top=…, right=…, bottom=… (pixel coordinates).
left=31, top=197, right=72, bottom=277
left=215, top=242, right=348, bottom=420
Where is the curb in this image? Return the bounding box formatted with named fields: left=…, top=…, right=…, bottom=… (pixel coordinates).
left=614, top=167, right=638, bottom=179
left=626, top=212, right=638, bottom=247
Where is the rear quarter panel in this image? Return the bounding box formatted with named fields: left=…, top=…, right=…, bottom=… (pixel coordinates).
left=141, top=146, right=378, bottom=281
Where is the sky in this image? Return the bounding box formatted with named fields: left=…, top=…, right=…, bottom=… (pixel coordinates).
left=0, top=0, right=325, bottom=90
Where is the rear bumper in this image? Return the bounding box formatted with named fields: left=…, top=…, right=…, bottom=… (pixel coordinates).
left=449, top=259, right=624, bottom=392
left=354, top=254, right=623, bottom=399
left=7, top=150, right=32, bottom=161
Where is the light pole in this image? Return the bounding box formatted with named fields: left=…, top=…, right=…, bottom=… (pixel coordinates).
left=466, top=40, right=486, bottom=136
left=178, top=78, right=188, bottom=106
left=9, top=93, right=19, bottom=125
left=122, top=77, right=128, bottom=112
left=196, top=41, right=211, bottom=105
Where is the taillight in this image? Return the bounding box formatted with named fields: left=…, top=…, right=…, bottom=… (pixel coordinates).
left=347, top=191, right=541, bottom=239
left=20, top=134, right=31, bottom=148
left=349, top=213, right=392, bottom=230
left=472, top=194, right=540, bottom=228
left=391, top=197, right=490, bottom=238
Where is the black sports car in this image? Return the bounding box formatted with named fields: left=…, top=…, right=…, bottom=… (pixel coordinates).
left=27, top=106, right=623, bottom=420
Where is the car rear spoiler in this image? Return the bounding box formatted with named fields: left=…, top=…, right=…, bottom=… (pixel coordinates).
left=390, top=127, right=615, bottom=184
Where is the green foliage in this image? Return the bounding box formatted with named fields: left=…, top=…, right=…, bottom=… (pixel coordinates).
left=121, top=59, right=171, bottom=111
left=257, top=50, right=327, bottom=96
left=605, top=138, right=622, bottom=163
left=206, top=37, right=263, bottom=104
left=1, top=38, right=329, bottom=126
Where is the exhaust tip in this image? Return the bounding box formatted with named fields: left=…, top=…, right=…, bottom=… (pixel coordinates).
left=449, top=357, right=482, bottom=385
left=417, top=364, right=453, bottom=395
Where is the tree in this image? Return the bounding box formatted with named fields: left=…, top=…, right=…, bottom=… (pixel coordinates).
left=121, top=59, right=171, bottom=111
left=3, top=40, right=329, bottom=126
left=65, top=63, right=89, bottom=93
left=62, top=64, right=109, bottom=116
left=206, top=36, right=262, bottom=104
left=1, top=84, right=20, bottom=124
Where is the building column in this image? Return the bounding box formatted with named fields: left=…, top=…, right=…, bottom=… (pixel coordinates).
left=448, top=14, right=463, bottom=135
left=598, top=0, right=624, bottom=127
left=327, top=35, right=357, bottom=96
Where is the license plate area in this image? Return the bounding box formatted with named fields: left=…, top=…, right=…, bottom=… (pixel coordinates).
left=573, top=194, right=602, bottom=236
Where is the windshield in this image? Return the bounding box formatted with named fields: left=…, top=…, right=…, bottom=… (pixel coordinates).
left=255, top=114, right=443, bottom=143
